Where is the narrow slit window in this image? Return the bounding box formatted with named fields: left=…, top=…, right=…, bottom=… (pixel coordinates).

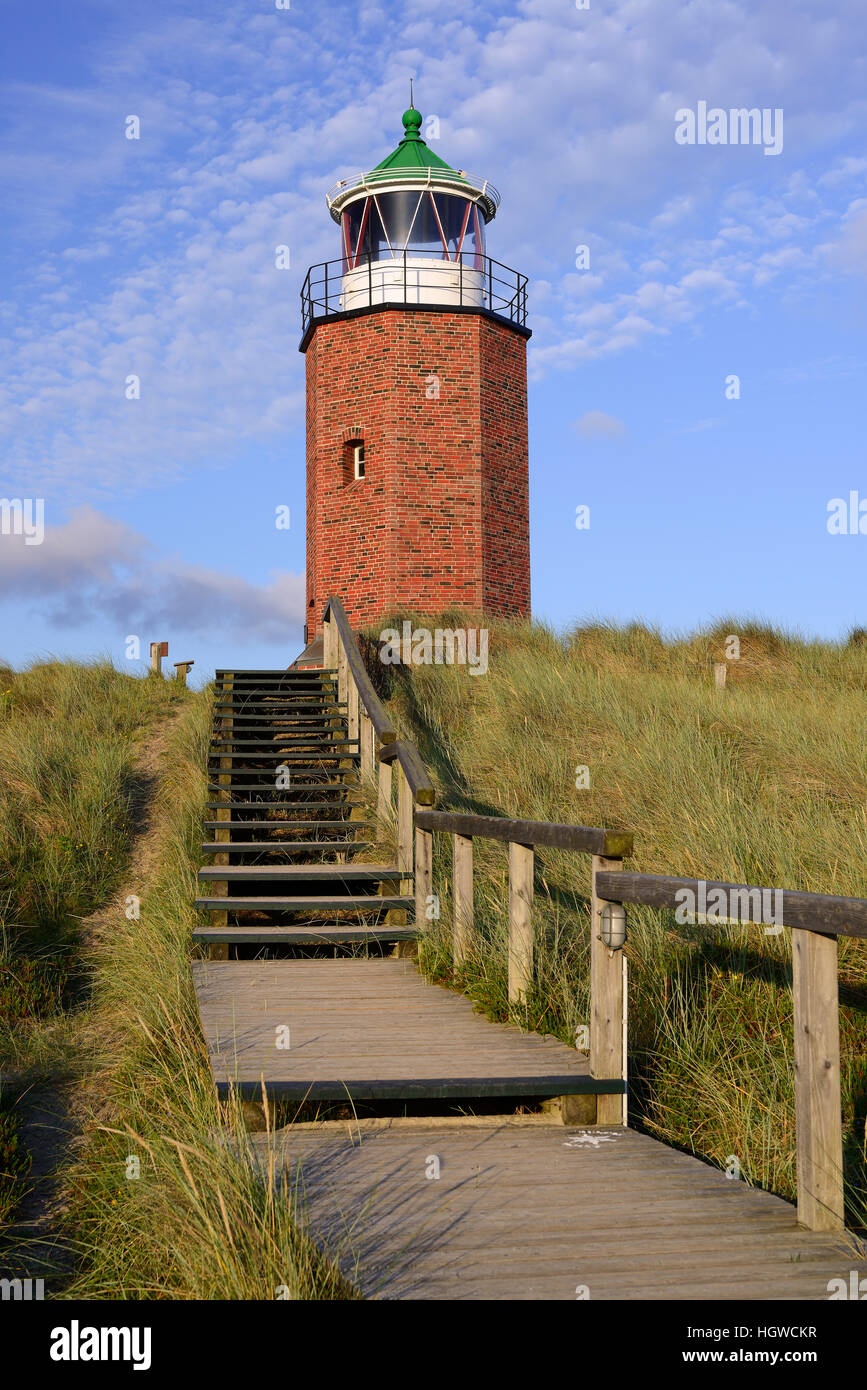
left=352, top=441, right=365, bottom=480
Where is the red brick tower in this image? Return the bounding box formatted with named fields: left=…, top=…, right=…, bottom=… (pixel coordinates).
left=300, top=105, right=531, bottom=641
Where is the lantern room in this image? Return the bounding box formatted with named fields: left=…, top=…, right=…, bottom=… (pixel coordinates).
left=325, top=106, right=501, bottom=312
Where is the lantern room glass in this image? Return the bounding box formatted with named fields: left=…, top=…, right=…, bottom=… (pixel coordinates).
left=342, top=191, right=485, bottom=272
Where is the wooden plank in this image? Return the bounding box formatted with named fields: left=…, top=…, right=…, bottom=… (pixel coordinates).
left=452, top=832, right=473, bottom=967
left=198, top=863, right=399, bottom=880
left=792, top=927, right=845, bottom=1231
left=203, top=817, right=367, bottom=828
left=244, top=1122, right=860, bottom=1301
left=595, top=871, right=867, bottom=939
left=194, top=894, right=413, bottom=911
left=191, top=960, right=618, bottom=1100
left=508, top=842, right=534, bottom=1003
left=212, top=702, right=347, bottom=712
left=192, top=924, right=419, bottom=944
left=416, top=810, right=632, bottom=859
left=591, top=855, right=626, bottom=1126
left=201, top=841, right=370, bottom=853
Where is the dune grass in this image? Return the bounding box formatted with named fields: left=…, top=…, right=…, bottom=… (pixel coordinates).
left=62, top=693, right=353, bottom=1300
left=0, top=661, right=184, bottom=1230
left=366, top=612, right=867, bottom=1224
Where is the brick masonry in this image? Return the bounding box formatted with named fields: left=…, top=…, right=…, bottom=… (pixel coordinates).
left=304, top=307, right=531, bottom=636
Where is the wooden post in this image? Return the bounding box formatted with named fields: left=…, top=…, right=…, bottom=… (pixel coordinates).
left=150, top=641, right=167, bottom=676
left=415, top=816, right=433, bottom=930
left=508, top=841, right=534, bottom=1003
left=713, top=662, right=727, bottom=691
left=397, top=762, right=413, bottom=895
left=452, top=832, right=473, bottom=966
left=211, top=672, right=232, bottom=961
left=377, top=753, right=393, bottom=824
left=360, top=712, right=374, bottom=785
left=590, top=854, right=626, bottom=1125
left=173, top=660, right=194, bottom=686
left=337, top=639, right=348, bottom=706
left=348, top=679, right=360, bottom=748
left=323, top=614, right=338, bottom=672
left=792, top=927, right=844, bottom=1231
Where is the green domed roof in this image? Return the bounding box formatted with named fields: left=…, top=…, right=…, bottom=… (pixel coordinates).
left=326, top=105, right=501, bottom=223
left=367, top=107, right=466, bottom=181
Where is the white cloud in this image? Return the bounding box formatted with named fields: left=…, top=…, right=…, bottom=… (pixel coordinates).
left=574, top=410, right=627, bottom=440
left=0, top=506, right=304, bottom=641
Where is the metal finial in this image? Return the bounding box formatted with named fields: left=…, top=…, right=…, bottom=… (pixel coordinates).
left=410, top=78, right=414, bottom=109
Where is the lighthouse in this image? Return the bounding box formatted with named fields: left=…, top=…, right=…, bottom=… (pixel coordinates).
left=299, top=104, right=531, bottom=651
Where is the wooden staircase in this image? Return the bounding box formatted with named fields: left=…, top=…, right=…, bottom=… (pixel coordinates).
left=188, top=605, right=864, bottom=1299
left=193, top=667, right=415, bottom=950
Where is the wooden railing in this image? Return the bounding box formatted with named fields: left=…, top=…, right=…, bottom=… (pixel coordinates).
left=415, top=809, right=634, bottom=1127
left=594, top=870, right=865, bottom=1235
left=320, top=597, right=631, bottom=1127
left=322, top=599, right=435, bottom=901
left=319, top=596, right=862, bottom=1234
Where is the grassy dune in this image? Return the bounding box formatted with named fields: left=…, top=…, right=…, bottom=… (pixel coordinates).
left=0, top=661, right=183, bottom=1229
left=0, top=663, right=345, bottom=1298
left=369, top=613, right=867, bottom=1223
left=62, top=693, right=351, bottom=1300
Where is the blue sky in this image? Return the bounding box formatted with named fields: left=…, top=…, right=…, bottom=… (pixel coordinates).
left=1, top=0, right=866, bottom=685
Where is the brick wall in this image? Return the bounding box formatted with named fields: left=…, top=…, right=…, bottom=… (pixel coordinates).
left=304, top=307, right=530, bottom=636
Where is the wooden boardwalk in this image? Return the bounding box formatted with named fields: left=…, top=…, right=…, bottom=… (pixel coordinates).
left=192, top=654, right=865, bottom=1300
left=249, top=1121, right=859, bottom=1300
left=193, top=958, right=615, bottom=1099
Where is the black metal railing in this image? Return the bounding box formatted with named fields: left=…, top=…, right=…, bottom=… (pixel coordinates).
left=300, top=251, right=528, bottom=336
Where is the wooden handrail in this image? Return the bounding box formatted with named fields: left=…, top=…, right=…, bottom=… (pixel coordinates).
left=594, top=866, right=852, bottom=1232
left=415, top=810, right=632, bottom=860
left=378, top=740, right=436, bottom=805
left=322, top=596, right=398, bottom=745
left=594, top=871, right=867, bottom=939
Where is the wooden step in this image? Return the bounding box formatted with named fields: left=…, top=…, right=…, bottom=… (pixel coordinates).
left=209, top=739, right=359, bottom=749
left=206, top=787, right=357, bottom=799
left=192, top=923, right=419, bottom=945
left=216, top=717, right=347, bottom=725
left=202, top=811, right=361, bottom=822
left=207, top=753, right=360, bottom=762
left=212, top=702, right=347, bottom=711
left=198, top=864, right=400, bottom=882
left=200, top=841, right=374, bottom=854
left=194, top=895, right=413, bottom=912
left=214, top=681, right=338, bottom=691
left=215, top=668, right=338, bottom=676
